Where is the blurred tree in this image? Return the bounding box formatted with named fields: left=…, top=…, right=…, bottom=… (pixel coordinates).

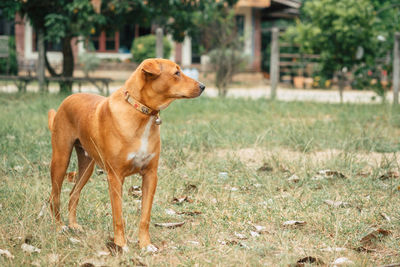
left=1, top=0, right=237, bottom=93
left=285, top=0, right=377, bottom=102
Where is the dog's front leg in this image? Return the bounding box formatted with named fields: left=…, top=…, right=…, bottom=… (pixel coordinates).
left=107, top=173, right=127, bottom=250
left=139, top=169, right=158, bottom=250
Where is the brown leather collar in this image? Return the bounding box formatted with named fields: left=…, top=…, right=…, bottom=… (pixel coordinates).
left=124, top=90, right=159, bottom=116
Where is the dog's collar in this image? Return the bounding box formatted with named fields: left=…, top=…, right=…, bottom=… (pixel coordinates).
left=124, top=90, right=162, bottom=125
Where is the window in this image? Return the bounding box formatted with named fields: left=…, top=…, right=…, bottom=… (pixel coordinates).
left=90, top=31, right=119, bottom=53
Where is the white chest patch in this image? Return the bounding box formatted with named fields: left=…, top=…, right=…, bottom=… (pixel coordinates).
left=127, top=116, right=155, bottom=169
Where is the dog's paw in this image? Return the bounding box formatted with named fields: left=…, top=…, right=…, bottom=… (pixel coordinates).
left=122, top=245, right=129, bottom=253
left=142, top=244, right=158, bottom=253
left=58, top=225, right=69, bottom=234
left=69, top=223, right=84, bottom=232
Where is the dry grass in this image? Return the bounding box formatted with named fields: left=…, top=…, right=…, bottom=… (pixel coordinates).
left=0, top=93, right=399, bottom=266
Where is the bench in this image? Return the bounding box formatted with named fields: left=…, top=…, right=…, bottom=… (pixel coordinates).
left=0, top=75, right=35, bottom=92
left=46, top=77, right=112, bottom=95
left=0, top=75, right=113, bottom=95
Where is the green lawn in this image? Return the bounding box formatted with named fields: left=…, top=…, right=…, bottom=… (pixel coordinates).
left=0, top=93, right=399, bottom=266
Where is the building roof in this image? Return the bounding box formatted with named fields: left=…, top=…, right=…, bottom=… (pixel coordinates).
left=236, top=0, right=271, bottom=8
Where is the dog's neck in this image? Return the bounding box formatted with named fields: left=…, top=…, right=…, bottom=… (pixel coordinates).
left=124, top=70, right=158, bottom=111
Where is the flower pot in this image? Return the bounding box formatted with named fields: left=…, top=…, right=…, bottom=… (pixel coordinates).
left=293, top=76, right=304, bottom=89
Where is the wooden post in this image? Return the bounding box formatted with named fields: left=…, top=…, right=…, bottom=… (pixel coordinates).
left=270, top=27, right=279, bottom=100
left=393, top=32, right=400, bottom=105
left=156, top=27, right=163, bottom=58
left=37, top=28, right=46, bottom=92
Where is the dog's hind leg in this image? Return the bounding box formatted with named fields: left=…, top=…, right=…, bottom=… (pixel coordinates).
left=68, top=145, right=94, bottom=231
left=49, top=137, right=74, bottom=230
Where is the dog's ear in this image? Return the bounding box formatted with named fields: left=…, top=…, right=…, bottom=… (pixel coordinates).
left=141, top=59, right=161, bottom=78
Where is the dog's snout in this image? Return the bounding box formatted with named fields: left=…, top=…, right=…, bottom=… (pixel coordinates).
left=199, top=83, right=206, bottom=92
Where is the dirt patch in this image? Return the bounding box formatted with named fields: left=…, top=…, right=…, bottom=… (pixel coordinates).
left=215, top=147, right=400, bottom=168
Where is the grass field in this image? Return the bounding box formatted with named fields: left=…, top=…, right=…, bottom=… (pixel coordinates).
left=0, top=92, right=400, bottom=266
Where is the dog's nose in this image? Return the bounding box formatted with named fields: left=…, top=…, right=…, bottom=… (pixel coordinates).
left=199, top=83, right=206, bottom=92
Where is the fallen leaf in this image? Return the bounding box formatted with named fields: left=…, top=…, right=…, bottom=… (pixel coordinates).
left=128, top=186, right=142, bottom=199
left=312, top=169, right=346, bottom=180
left=257, top=163, right=273, bottom=172
left=176, top=211, right=202, bottom=216
left=37, top=203, right=47, bottom=219
left=296, top=256, right=324, bottom=266
left=96, top=250, right=110, bottom=257
left=234, top=232, right=247, bottom=240
left=131, top=257, right=147, bottom=266
left=218, top=172, right=228, bottom=179
left=354, top=246, right=377, bottom=253
left=154, top=221, right=185, bottom=228
left=331, top=257, right=354, bottom=266
left=218, top=239, right=237, bottom=245
left=66, top=172, right=77, bottom=183
left=165, top=208, right=176, bottom=215
left=172, top=196, right=193, bottom=204
left=324, top=200, right=350, bottom=208
left=21, top=243, right=41, bottom=254
left=380, top=213, right=391, bottom=222
left=253, top=224, right=267, bottom=233
left=69, top=237, right=81, bottom=244
left=13, top=165, right=23, bottom=172
left=0, top=249, right=14, bottom=259
left=283, top=220, right=306, bottom=227
left=379, top=171, right=399, bottom=180
left=357, top=171, right=371, bottom=178
left=106, top=241, right=123, bottom=256
left=24, top=234, right=33, bottom=244
left=6, top=134, right=16, bottom=140
left=320, top=247, right=347, bottom=252
left=48, top=253, right=60, bottom=264
left=81, top=258, right=107, bottom=267
left=360, top=228, right=391, bottom=245
left=186, top=240, right=200, bottom=246
left=185, top=184, right=197, bottom=191
left=250, top=231, right=260, bottom=237
left=239, top=241, right=249, bottom=249
left=288, top=174, right=300, bottom=183
left=142, top=244, right=158, bottom=253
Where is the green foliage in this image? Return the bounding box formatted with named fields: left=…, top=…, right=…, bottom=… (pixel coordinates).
left=0, top=37, right=18, bottom=75
left=79, top=52, right=100, bottom=77
left=131, top=35, right=171, bottom=63
left=203, top=9, right=248, bottom=96
left=286, top=0, right=378, bottom=75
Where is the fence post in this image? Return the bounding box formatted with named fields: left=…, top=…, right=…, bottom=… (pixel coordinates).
left=393, top=32, right=400, bottom=105
left=270, top=27, right=279, bottom=100
left=156, top=27, right=164, bottom=58
left=37, top=28, right=46, bottom=92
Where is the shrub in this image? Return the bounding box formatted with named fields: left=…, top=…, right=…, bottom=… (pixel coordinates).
left=79, top=52, right=100, bottom=77
left=131, top=34, right=171, bottom=63
left=0, top=36, right=18, bottom=75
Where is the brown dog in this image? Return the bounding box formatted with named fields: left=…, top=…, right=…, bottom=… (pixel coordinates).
left=48, top=58, right=205, bottom=252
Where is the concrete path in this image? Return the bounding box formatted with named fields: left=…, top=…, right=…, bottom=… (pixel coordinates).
left=0, top=83, right=390, bottom=104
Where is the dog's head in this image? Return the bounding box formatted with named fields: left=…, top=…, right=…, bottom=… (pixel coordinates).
left=125, top=58, right=205, bottom=110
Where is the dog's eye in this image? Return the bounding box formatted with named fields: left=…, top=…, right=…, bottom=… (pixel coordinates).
left=175, top=71, right=180, bottom=76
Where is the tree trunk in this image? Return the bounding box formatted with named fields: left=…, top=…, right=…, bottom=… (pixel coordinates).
left=37, top=28, right=46, bottom=92
left=60, top=36, right=74, bottom=94
left=270, top=27, right=279, bottom=100
left=338, top=71, right=344, bottom=103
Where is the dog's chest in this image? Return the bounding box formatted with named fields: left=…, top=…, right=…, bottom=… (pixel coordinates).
left=126, top=117, right=155, bottom=169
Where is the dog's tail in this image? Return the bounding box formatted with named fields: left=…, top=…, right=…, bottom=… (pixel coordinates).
left=48, top=109, right=56, bottom=132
